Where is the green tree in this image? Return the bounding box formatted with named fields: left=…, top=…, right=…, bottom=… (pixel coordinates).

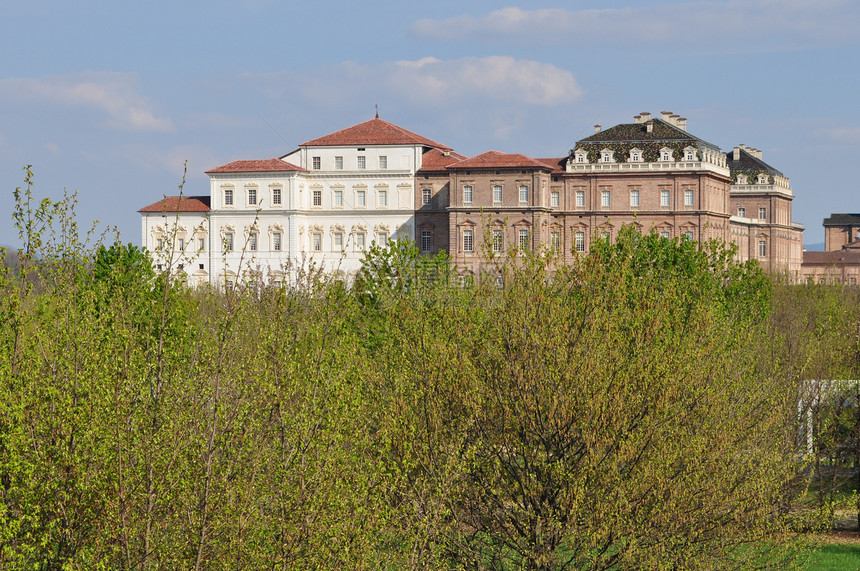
left=370, top=227, right=803, bottom=569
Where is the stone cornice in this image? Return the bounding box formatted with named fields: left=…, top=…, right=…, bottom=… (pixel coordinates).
left=566, top=160, right=730, bottom=178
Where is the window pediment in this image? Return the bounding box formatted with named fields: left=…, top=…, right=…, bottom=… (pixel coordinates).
left=659, top=147, right=675, bottom=162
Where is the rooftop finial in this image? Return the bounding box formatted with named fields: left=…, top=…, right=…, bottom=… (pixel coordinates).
left=375, top=104, right=379, bottom=119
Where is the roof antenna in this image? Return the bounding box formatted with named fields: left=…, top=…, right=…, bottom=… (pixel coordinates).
left=375, top=104, right=379, bottom=119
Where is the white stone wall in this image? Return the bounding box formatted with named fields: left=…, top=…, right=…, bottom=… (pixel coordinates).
left=141, top=142, right=428, bottom=287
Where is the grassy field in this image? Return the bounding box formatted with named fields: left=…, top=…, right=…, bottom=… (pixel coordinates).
left=804, top=534, right=860, bottom=570
left=804, top=545, right=860, bottom=570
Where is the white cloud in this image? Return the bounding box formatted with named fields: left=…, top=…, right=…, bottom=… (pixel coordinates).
left=819, top=126, right=860, bottom=142
left=250, top=56, right=581, bottom=108
left=0, top=72, right=174, bottom=132
left=386, top=56, right=580, bottom=106
left=412, top=1, right=859, bottom=49
left=125, top=144, right=219, bottom=179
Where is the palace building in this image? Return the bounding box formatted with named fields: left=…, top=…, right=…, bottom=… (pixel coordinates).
left=139, top=111, right=804, bottom=286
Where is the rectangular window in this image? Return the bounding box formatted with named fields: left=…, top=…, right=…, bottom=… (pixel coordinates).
left=333, top=189, right=343, bottom=207
left=463, top=185, right=473, bottom=204
left=312, top=188, right=322, bottom=207
left=273, top=232, right=282, bottom=251
left=738, top=207, right=746, bottom=217
left=601, top=190, right=611, bottom=208
left=357, top=156, right=366, bottom=169
left=422, top=188, right=431, bottom=205
left=379, top=156, right=387, bottom=169
left=519, top=185, right=528, bottom=203
left=576, top=190, right=585, bottom=207
left=312, top=233, right=322, bottom=252
left=356, top=232, right=366, bottom=250
left=519, top=229, right=529, bottom=250
left=333, top=232, right=344, bottom=250
left=356, top=190, right=366, bottom=207
left=758, top=240, right=767, bottom=257
left=156, top=238, right=163, bottom=250
left=248, top=233, right=257, bottom=251
left=463, top=229, right=473, bottom=252
left=684, top=230, right=694, bottom=240
left=335, top=156, right=343, bottom=170
left=312, top=156, right=321, bottom=170
left=224, top=188, right=233, bottom=206
left=421, top=230, right=431, bottom=252
left=759, top=207, right=767, bottom=220
left=225, top=232, right=234, bottom=252
left=551, top=231, right=560, bottom=250
left=493, top=185, right=503, bottom=203
left=684, top=189, right=694, bottom=206
left=248, top=188, right=257, bottom=205
left=376, top=232, right=388, bottom=247
left=198, top=238, right=205, bottom=251
left=378, top=189, right=388, bottom=207
left=575, top=231, right=585, bottom=253
left=660, top=189, right=670, bottom=207
left=551, top=191, right=559, bottom=208
left=272, top=187, right=282, bottom=206
left=630, top=189, right=640, bottom=208
left=493, top=229, right=503, bottom=252
left=660, top=231, right=670, bottom=239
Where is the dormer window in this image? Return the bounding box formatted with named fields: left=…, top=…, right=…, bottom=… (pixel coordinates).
left=574, top=149, right=588, bottom=164
left=629, top=148, right=642, bottom=162
left=660, top=148, right=674, bottom=162
left=737, top=175, right=747, bottom=185
left=601, top=149, right=614, bottom=163
left=684, top=147, right=696, bottom=161
left=759, top=174, right=768, bottom=184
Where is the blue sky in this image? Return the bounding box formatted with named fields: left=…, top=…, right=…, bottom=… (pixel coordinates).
left=2, top=0, right=858, bottom=248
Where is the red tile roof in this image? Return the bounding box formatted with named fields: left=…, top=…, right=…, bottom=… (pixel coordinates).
left=448, top=151, right=554, bottom=170
left=139, top=196, right=210, bottom=213
left=535, top=157, right=567, bottom=174
left=301, top=117, right=451, bottom=150
left=417, top=148, right=468, bottom=172
left=802, top=250, right=860, bottom=265
left=205, top=158, right=304, bottom=174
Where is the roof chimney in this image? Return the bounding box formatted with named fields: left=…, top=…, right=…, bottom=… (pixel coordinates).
left=733, top=146, right=741, bottom=161
left=751, top=148, right=762, bottom=159
left=661, top=111, right=673, bottom=122
left=646, top=120, right=654, bottom=133
left=677, top=117, right=687, bottom=131
left=633, top=114, right=641, bottom=123
left=594, top=124, right=602, bottom=133
left=640, top=112, right=651, bottom=122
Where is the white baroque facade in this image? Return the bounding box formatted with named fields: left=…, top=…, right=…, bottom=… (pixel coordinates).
left=139, top=116, right=454, bottom=286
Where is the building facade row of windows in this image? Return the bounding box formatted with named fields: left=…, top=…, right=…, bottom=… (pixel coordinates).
left=218, top=230, right=283, bottom=253
left=155, top=236, right=208, bottom=252
left=736, top=206, right=768, bottom=221
left=223, top=186, right=282, bottom=208
left=456, top=226, right=700, bottom=254
left=311, top=155, right=388, bottom=170
left=221, top=183, right=705, bottom=211
left=736, top=174, right=770, bottom=185
left=221, top=185, right=411, bottom=209
left=447, top=187, right=697, bottom=210
left=573, top=147, right=698, bottom=164
left=460, top=184, right=531, bottom=205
